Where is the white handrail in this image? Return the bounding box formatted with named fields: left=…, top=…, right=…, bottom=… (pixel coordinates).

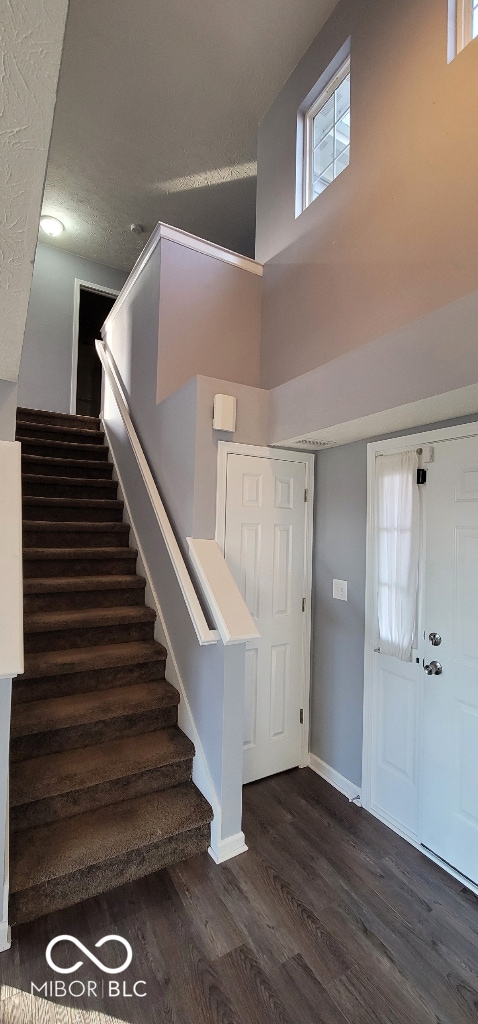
left=187, top=539, right=260, bottom=646
left=96, top=339, right=219, bottom=646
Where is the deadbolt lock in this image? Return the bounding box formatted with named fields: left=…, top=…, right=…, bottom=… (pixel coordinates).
left=428, top=632, right=442, bottom=646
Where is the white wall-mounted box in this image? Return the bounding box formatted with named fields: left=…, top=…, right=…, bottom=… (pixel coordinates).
left=213, top=394, right=237, bottom=433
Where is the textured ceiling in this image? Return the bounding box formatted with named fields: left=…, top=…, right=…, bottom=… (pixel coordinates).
left=1, top=0, right=68, bottom=382
left=40, top=0, right=339, bottom=271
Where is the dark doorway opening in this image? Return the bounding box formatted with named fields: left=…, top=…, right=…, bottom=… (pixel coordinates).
left=76, top=289, right=116, bottom=417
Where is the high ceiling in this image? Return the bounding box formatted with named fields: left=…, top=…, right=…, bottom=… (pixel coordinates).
left=40, top=0, right=339, bottom=271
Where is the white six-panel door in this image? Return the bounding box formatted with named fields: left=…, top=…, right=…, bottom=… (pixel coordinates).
left=223, top=452, right=309, bottom=784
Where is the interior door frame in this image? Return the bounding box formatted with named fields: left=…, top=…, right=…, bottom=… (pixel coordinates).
left=70, top=280, right=119, bottom=415
left=216, top=442, right=315, bottom=771
left=363, top=418, right=478, bottom=889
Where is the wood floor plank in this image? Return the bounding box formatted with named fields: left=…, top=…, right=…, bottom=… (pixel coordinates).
left=214, top=944, right=294, bottom=1024
left=228, top=848, right=352, bottom=985
left=2, top=768, right=478, bottom=1023
left=168, top=854, right=247, bottom=960
left=270, top=954, right=350, bottom=1024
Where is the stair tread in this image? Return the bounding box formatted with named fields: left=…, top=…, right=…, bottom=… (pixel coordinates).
left=17, top=420, right=104, bottom=441
left=24, top=605, right=156, bottom=633
left=23, top=496, right=122, bottom=509
left=10, top=727, right=194, bottom=806
left=21, top=639, right=167, bottom=679
left=18, top=437, right=109, bottom=456
left=22, top=454, right=111, bottom=471
left=11, top=680, right=178, bottom=737
left=24, top=575, right=146, bottom=594
left=10, top=782, right=212, bottom=893
left=23, top=521, right=129, bottom=534
left=22, top=473, right=115, bottom=489
left=24, top=546, right=136, bottom=559
left=17, top=407, right=101, bottom=428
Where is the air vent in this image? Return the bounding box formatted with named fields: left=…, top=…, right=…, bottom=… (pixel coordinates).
left=296, top=438, right=335, bottom=448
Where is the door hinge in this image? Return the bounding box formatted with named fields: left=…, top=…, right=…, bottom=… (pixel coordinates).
left=300, top=708, right=304, bottom=724
left=302, top=597, right=306, bottom=612
left=417, top=468, right=427, bottom=485
left=304, top=488, right=308, bottom=502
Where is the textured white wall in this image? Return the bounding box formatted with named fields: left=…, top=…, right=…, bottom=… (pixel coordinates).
left=0, top=0, right=68, bottom=383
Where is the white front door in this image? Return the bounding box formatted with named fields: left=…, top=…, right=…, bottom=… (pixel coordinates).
left=421, top=435, right=478, bottom=884
left=371, top=650, right=421, bottom=838
left=223, top=452, right=310, bottom=784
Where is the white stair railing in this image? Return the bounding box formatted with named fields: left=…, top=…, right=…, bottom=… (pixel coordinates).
left=96, top=339, right=258, bottom=647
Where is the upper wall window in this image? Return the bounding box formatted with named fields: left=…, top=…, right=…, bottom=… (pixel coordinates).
left=301, top=57, right=350, bottom=211
left=454, top=0, right=478, bottom=54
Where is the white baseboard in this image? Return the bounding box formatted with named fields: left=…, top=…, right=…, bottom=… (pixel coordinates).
left=0, top=921, right=11, bottom=952
left=208, top=831, right=248, bottom=864
left=308, top=753, right=362, bottom=805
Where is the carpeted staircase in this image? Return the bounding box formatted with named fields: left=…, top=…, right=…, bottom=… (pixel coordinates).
left=9, top=406, right=213, bottom=926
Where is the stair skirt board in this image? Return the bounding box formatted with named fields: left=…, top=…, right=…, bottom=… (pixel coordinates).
left=10, top=407, right=214, bottom=926
left=102, top=419, right=226, bottom=858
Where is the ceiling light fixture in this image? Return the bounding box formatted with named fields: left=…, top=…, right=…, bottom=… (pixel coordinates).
left=40, top=216, right=64, bottom=237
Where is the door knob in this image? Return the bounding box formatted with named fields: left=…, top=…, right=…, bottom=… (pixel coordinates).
left=428, top=632, right=442, bottom=647
left=424, top=660, right=442, bottom=676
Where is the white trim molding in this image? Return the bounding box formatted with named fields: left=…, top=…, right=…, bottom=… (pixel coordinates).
left=70, top=280, right=119, bottom=414
left=208, top=831, right=248, bottom=864
left=308, top=753, right=362, bottom=804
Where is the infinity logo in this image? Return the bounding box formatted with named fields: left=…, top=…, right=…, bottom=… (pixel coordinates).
left=46, top=935, right=133, bottom=975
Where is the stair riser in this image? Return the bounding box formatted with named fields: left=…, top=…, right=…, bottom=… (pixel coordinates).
left=17, top=424, right=105, bottom=445
left=13, top=659, right=167, bottom=703
left=24, top=555, right=137, bottom=578
left=23, top=503, right=123, bottom=523
left=17, top=409, right=101, bottom=431
left=11, top=759, right=193, bottom=832
left=22, top=479, right=118, bottom=500
left=25, top=620, right=155, bottom=654
left=22, top=460, right=113, bottom=480
left=23, top=529, right=130, bottom=549
left=11, top=706, right=178, bottom=761
left=19, top=440, right=109, bottom=462
left=24, top=588, right=146, bottom=613
left=9, top=822, right=210, bottom=925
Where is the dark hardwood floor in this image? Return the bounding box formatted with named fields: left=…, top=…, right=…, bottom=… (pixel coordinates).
left=2, top=767, right=478, bottom=1023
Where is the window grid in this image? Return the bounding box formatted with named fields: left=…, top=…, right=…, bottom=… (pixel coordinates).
left=473, top=0, right=478, bottom=38
left=303, top=58, right=350, bottom=210
left=457, top=0, right=478, bottom=52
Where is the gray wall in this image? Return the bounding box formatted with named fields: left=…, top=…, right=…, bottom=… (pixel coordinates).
left=157, top=239, right=262, bottom=403
left=0, top=382, right=18, bottom=442
left=19, top=244, right=127, bottom=414
left=256, top=0, right=478, bottom=390
left=312, top=413, right=478, bottom=787
left=193, top=375, right=269, bottom=539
